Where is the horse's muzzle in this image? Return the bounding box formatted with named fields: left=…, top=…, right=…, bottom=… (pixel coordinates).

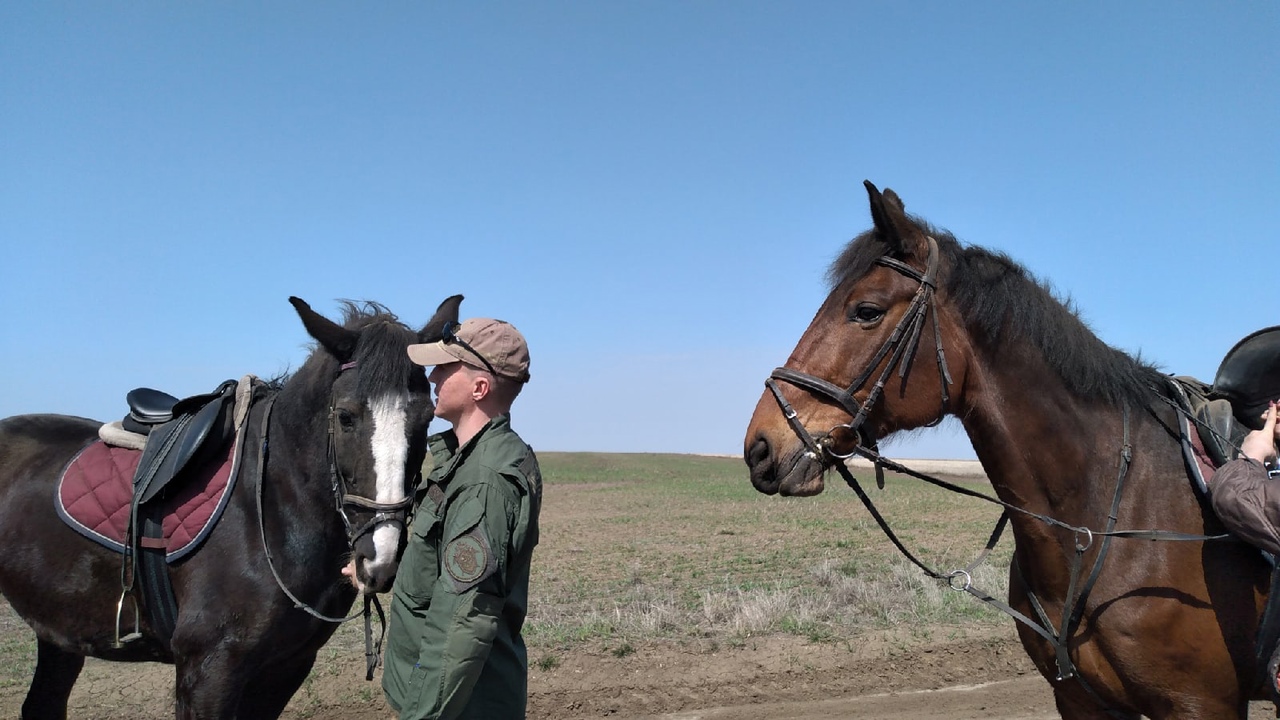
left=351, top=533, right=400, bottom=594
left=746, top=434, right=826, bottom=497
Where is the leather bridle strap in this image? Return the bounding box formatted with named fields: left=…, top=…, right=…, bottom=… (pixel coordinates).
left=325, top=362, right=414, bottom=548
left=256, top=364, right=397, bottom=681
left=766, top=236, right=950, bottom=460
left=255, top=394, right=362, bottom=624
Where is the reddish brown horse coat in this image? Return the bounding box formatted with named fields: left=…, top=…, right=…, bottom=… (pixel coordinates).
left=744, top=183, right=1268, bottom=719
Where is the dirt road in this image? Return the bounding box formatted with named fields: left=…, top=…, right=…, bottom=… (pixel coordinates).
left=9, top=627, right=1277, bottom=718
left=644, top=676, right=1057, bottom=720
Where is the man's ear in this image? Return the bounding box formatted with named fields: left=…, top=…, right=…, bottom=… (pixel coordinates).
left=471, top=373, right=492, bottom=402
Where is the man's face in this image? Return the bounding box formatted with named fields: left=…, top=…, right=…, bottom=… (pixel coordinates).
left=428, top=362, right=473, bottom=425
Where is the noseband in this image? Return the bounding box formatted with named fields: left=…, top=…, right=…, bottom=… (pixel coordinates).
left=765, top=236, right=952, bottom=465
left=254, top=359, right=415, bottom=680
left=326, top=361, right=414, bottom=549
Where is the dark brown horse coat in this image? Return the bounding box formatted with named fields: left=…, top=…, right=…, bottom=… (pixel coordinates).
left=0, top=296, right=461, bottom=720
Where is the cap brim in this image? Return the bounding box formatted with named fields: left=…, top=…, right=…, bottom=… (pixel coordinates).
left=407, top=342, right=464, bottom=367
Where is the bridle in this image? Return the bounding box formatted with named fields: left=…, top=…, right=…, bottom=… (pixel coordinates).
left=255, top=360, right=416, bottom=680
left=326, top=362, right=415, bottom=549
left=765, top=235, right=952, bottom=469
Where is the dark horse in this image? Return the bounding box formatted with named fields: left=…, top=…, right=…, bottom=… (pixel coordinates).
left=0, top=295, right=461, bottom=719
left=744, top=183, right=1269, bottom=718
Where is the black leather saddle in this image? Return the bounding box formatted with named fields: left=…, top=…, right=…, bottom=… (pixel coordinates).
left=115, top=378, right=239, bottom=646
left=125, top=380, right=238, bottom=504
left=1175, top=325, right=1280, bottom=473
left=1215, top=326, right=1280, bottom=432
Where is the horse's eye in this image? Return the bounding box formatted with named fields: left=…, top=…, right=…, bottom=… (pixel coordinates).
left=337, top=409, right=357, bottom=430
left=849, top=303, right=885, bottom=324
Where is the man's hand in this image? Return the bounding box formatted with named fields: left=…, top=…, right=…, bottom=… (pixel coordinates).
left=1241, top=401, right=1279, bottom=464
left=341, top=558, right=367, bottom=593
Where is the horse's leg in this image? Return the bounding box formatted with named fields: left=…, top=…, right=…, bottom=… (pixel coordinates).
left=173, top=645, right=247, bottom=720
left=1055, top=684, right=1249, bottom=720
left=235, top=652, right=319, bottom=719
left=1051, top=686, right=1140, bottom=720
left=21, top=639, right=84, bottom=720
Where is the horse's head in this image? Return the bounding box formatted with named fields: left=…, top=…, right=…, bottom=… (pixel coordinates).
left=289, top=294, right=463, bottom=594
left=744, top=182, right=965, bottom=496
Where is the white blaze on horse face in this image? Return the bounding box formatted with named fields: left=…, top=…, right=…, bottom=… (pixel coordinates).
left=368, top=392, right=410, bottom=572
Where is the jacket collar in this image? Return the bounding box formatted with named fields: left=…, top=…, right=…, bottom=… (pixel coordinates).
left=432, top=414, right=512, bottom=483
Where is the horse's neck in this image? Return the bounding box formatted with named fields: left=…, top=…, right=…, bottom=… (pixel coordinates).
left=257, top=388, right=339, bottom=518
left=957, top=350, right=1158, bottom=525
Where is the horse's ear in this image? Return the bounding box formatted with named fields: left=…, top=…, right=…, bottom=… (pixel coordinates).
left=864, top=180, right=926, bottom=259
left=289, top=297, right=359, bottom=362
left=419, top=294, right=464, bottom=342
left=883, top=188, right=905, bottom=211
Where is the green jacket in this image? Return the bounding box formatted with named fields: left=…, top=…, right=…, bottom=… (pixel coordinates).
left=383, top=415, right=542, bottom=720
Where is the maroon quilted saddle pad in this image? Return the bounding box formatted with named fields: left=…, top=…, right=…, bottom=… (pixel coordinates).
left=55, top=436, right=242, bottom=562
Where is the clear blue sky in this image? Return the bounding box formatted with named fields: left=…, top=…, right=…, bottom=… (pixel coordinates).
left=2, top=3, right=1275, bottom=459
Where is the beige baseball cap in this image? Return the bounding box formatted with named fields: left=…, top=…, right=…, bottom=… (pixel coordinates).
left=407, top=318, right=531, bottom=383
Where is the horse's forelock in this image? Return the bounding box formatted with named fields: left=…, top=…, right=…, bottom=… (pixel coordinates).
left=824, top=215, right=953, bottom=292
left=334, top=302, right=420, bottom=401
left=287, top=302, right=420, bottom=401
left=824, top=229, right=887, bottom=291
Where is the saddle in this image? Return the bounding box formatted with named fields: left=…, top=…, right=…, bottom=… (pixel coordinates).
left=111, top=379, right=242, bottom=648
left=1175, top=325, right=1280, bottom=492
left=126, top=380, right=238, bottom=504
left=1173, top=377, right=1249, bottom=493
left=1216, top=326, right=1280, bottom=432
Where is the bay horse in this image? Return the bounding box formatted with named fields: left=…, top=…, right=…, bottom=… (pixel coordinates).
left=0, top=294, right=461, bottom=719
left=744, top=182, right=1268, bottom=719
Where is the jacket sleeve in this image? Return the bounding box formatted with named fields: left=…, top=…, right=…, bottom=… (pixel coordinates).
left=1210, top=458, right=1280, bottom=556
left=399, top=474, right=518, bottom=720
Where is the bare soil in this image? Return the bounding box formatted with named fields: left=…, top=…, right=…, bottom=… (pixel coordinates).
left=30, top=619, right=1275, bottom=719
left=36, top=628, right=1056, bottom=719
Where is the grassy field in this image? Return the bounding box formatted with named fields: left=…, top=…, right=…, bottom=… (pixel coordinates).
left=0, top=452, right=1013, bottom=716
left=523, top=452, right=1010, bottom=665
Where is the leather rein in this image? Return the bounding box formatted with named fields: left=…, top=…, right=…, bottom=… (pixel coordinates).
left=253, top=360, right=415, bottom=680
left=761, top=238, right=1230, bottom=714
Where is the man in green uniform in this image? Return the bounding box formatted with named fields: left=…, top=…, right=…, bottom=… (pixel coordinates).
left=383, top=316, right=541, bottom=720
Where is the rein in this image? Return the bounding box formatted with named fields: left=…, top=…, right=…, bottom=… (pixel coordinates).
left=764, top=240, right=1235, bottom=715
left=253, top=360, right=411, bottom=681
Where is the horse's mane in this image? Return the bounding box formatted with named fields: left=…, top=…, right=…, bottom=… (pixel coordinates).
left=826, top=221, right=1168, bottom=408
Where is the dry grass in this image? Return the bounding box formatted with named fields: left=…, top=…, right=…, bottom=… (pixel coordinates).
left=525, top=452, right=1011, bottom=653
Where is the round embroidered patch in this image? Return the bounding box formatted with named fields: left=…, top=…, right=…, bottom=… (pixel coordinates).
left=445, top=535, right=487, bottom=584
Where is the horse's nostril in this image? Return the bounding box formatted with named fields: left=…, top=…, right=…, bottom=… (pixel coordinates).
left=365, top=562, right=398, bottom=593
left=747, top=436, right=771, bottom=468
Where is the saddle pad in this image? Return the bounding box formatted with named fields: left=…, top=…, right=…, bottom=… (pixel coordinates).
left=1182, top=414, right=1220, bottom=497
left=55, top=437, right=242, bottom=562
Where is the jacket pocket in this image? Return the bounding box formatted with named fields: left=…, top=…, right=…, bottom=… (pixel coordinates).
left=395, top=508, right=443, bottom=606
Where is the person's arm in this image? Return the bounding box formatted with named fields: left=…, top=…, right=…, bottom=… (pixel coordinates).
left=1210, top=402, right=1280, bottom=554
left=399, top=477, right=517, bottom=720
